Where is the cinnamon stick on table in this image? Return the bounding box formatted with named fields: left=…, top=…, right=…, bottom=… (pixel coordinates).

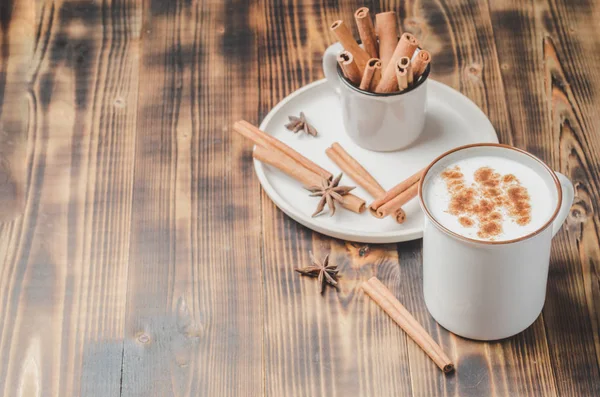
left=354, top=7, right=378, bottom=59
left=360, top=58, right=382, bottom=91
left=326, top=143, right=406, bottom=223
left=330, top=20, right=370, bottom=73
left=362, top=277, right=454, bottom=373
left=233, top=120, right=332, bottom=180
left=253, top=145, right=366, bottom=214
left=375, top=11, right=399, bottom=70
left=337, top=51, right=362, bottom=86
left=375, top=32, right=419, bottom=93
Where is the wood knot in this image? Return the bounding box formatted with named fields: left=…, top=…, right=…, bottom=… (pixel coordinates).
left=346, top=242, right=371, bottom=258
left=501, top=63, right=510, bottom=70
left=464, top=63, right=483, bottom=83
left=358, top=245, right=370, bottom=257
left=569, top=200, right=588, bottom=223
left=467, top=63, right=482, bottom=75
left=69, top=21, right=88, bottom=39
left=136, top=332, right=151, bottom=344
left=113, top=97, right=125, bottom=108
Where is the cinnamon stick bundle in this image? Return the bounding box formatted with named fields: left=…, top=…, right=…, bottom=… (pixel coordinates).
left=362, top=277, right=454, bottom=373
left=337, top=51, right=362, bottom=85
left=360, top=58, right=382, bottom=91
left=412, top=49, right=431, bottom=78
left=233, top=120, right=332, bottom=180
left=369, top=169, right=424, bottom=219
left=253, top=145, right=366, bottom=214
left=375, top=12, right=399, bottom=70
left=354, top=7, right=378, bottom=59
left=328, top=10, right=430, bottom=94
left=375, top=33, right=419, bottom=93
left=330, top=20, right=370, bottom=73
left=326, top=143, right=406, bottom=223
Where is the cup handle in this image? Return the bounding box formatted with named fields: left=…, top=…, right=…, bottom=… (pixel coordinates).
left=552, top=171, right=575, bottom=237
left=322, top=42, right=344, bottom=96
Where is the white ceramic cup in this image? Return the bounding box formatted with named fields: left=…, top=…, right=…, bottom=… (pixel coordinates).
left=418, top=144, right=575, bottom=341
left=322, top=43, right=430, bottom=152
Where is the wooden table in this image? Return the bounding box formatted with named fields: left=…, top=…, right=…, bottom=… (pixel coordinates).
left=1, top=0, right=599, bottom=396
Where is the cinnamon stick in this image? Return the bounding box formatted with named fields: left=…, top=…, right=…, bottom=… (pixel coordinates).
left=375, top=33, right=419, bottom=93
left=330, top=20, right=370, bottom=73
left=375, top=12, right=398, bottom=70
left=233, top=120, right=332, bottom=180
left=253, top=145, right=366, bottom=214
left=412, top=50, right=431, bottom=78
left=337, top=51, right=362, bottom=85
left=370, top=168, right=424, bottom=212
left=398, top=56, right=413, bottom=86
left=326, top=143, right=385, bottom=198
left=395, top=62, right=408, bottom=91
left=253, top=145, right=322, bottom=188
left=354, top=7, right=378, bottom=59
left=327, top=143, right=406, bottom=224
left=359, top=58, right=381, bottom=91
left=369, top=59, right=382, bottom=91
left=376, top=181, right=419, bottom=218
left=362, top=277, right=454, bottom=373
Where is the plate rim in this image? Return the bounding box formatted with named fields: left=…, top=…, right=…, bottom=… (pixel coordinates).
left=253, top=78, right=499, bottom=243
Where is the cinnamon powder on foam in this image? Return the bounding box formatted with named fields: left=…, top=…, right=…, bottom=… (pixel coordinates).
left=440, top=166, right=532, bottom=240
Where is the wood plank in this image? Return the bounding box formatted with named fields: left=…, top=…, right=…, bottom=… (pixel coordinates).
left=489, top=0, right=600, bottom=395
left=258, top=2, right=413, bottom=396
left=542, top=0, right=600, bottom=374
left=401, top=0, right=514, bottom=144
left=390, top=1, right=560, bottom=395
left=0, top=0, right=34, bottom=221
left=0, top=0, right=140, bottom=395
left=121, top=0, right=263, bottom=395
left=537, top=0, right=600, bottom=393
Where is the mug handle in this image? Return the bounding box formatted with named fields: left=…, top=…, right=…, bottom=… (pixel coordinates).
left=322, top=42, right=344, bottom=96
left=552, top=171, right=575, bottom=237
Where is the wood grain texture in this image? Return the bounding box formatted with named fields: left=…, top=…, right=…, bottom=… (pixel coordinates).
left=0, top=0, right=34, bottom=221
left=0, top=0, right=140, bottom=395
left=120, top=0, right=263, bottom=396
left=489, top=0, right=600, bottom=395
left=0, top=0, right=600, bottom=396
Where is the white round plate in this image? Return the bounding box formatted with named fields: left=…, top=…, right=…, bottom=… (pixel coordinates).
left=255, top=79, right=498, bottom=243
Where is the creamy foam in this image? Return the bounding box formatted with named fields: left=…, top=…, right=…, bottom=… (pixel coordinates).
left=424, top=155, right=554, bottom=241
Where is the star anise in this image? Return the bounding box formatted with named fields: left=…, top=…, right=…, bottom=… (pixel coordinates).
left=285, top=112, right=318, bottom=136
left=295, top=252, right=339, bottom=293
left=305, top=173, right=355, bottom=217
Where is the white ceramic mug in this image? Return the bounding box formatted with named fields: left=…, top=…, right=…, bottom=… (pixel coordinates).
left=418, top=144, right=575, bottom=340
left=322, top=43, right=430, bottom=152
